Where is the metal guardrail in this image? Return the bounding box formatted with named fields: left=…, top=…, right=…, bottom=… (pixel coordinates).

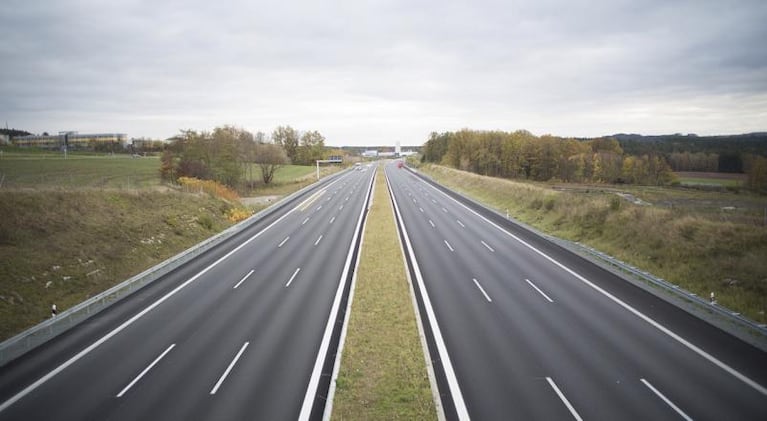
left=409, top=166, right=767, bottom=339
left=0, top=170, right=348, bottom=367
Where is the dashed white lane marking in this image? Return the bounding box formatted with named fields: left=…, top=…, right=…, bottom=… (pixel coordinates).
left=285, top=267, right=301, bottom=288
left=210, top=342, right=250, bottom=395
left=456, top=220, right=465, bottom=228
left=278, top=236, right=290, bottom=248
left=329, top=216, right=336, bottom=224
left=444, top=240, right=454, bottom=252
left=472, top=278, right=492, bottom=302
left=441, top=207, right=448, bottom=213
left=233, top=269, right=255, bottom=289
left=481, top=240, right=495, bottom=253
left=547, top=377, right=583, bottom=421
left=428, top=220, right=435, bottom=228
left=117, top=344, right=176, bottom=397
left=302, top=217, right=310, bottom=225
left=526, top=279, right=554, bottom=303
left=314, top=235, right=323, bottom=246
left=419, top=207, right=424, bottom=213
left=641, top=378, right=693, bottom=421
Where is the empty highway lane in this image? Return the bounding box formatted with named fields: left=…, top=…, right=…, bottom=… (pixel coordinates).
left=0, top=166, right=376, bottom=420
left=386, top=162, right=767, bottom=420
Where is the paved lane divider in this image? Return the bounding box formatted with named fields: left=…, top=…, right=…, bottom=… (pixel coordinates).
left=285, top=268, right=301, bottom=288
left=546, top=377, right=583, bottom=421
left=210, top=342, right=249, bottom=395
left=640, top=378, right=693, bottom=421
left=116, top=343, right=176, bottom=398
left=526, top=279, right=554, bottom=303
left=233, top=269, right=255, bottom=289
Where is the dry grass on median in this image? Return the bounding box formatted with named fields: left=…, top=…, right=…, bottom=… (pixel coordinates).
left=331, top=167, right=437, bottom=420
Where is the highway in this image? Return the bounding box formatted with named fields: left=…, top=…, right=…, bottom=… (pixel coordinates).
left=385, top=162, right=767, bottom=420
left=0, top=166, right=376, bottom=420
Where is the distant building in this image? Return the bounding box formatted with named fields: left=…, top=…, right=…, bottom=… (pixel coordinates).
left=362, top=150, right=379, bottom=158
left=0, top=134, right=9, bottom=146
left=13, top=132, right=128, bottom=150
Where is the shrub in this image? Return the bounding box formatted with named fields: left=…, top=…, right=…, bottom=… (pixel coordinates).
left=177, top=177, right=239, bottom=202
left=226, top=208, right=252, bottom=223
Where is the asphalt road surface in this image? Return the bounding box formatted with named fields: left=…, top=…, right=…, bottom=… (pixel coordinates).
left=0, top=166, right=376, bottom=421
left=385, top=162, right=767, bottom=420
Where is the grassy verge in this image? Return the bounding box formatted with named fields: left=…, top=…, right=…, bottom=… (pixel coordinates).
left=416, top=163, right=767, bottom=324
left=332, top=167, right=436, bottom=420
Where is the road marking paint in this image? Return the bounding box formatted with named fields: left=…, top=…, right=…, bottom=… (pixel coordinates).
left=547, top=377, right=583, bottom=421
left=316, top=205, right=323, bottom=211
left=314, top=235, right=323, bottom=246
left=339, top=205, right=344, bottom=210
left=345, top=196, right=349, bottom=201
left=481, top=240, right=495, bottom=253
left=329, top=216, right=336, bottom=224
left=297, top=189, right=326, bottom=212
left=472, top=278, right=492, bottom=302
left=210, top=342, right=249, bottom=395
left=278, top=236, right=290, bottom=248
left=116, top=344, right=176, bottom=397
left=525, top=279, right=554, bottom=303
left=444, top=240, right=454, bottom=252
left=428, top=220, right=435, bottom=228
left=422, top=172, right=767, bottom=397
left=441, top=207, right=448, bottom=213
left=285, top=267, right=301, bottom=287
left=456, top=219, right=465, bottom=228
left=419, top=207, right=424, bottom=213
left=431, top=199, right=437, bottom=204
left=413, top=198, right=418, bottom=203
left=302, top=217, right=310, bottom=225
left=641, top=378, right=693, bottom=421
left=385, top=169, right=469, bottom=420
left=0, top=173, right=354, bottom=414
left=233, top=269, right=255, bottom=289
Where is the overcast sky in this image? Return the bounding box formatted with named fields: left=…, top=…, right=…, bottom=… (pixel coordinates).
left=1, top=0, right=766, bottom=146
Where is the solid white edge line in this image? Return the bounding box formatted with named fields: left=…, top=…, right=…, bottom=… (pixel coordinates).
left=314, top=235, right=323, bottom=246
left=640, top=378, right=694, bottom=421
left=546, top=377, right=583, bottom=421
left=278, top=236, right=290, bottom=248
left=472, top=278, right=492, bottom=303
left=233, top=269, right=255, bottom=289
left=116, top=343, right=176, bottom=398
left=481, top=240, right=495, bottom=253
left=525, top=279, right=554, bottom=303
left=322, top=169, right=377, bottom=420
left=0, top=172, right=352, bottom=414
left=285, top=268, right=301, bottom=288
left=298, top=167, right=376, bottom=420
left=210, top=342, right=250, bottom=395
left=422, top=171, right=767, bottom=397
left=444, top=240, right=454, bottom=252
left=386, top=170, right=470, bottom=420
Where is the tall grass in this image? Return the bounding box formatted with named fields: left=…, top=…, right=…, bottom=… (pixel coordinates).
left=420, top=164, right=767, bottom=324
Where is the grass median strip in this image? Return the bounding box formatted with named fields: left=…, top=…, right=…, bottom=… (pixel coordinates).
left=332, top=167, right=436, bottom=420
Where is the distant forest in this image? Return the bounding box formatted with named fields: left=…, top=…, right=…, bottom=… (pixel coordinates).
left=0, top=128, right=32, bottom=137
left=421, top=130, right=767, bottom=191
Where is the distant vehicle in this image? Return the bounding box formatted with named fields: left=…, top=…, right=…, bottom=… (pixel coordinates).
left=354, top=163, right=362, bottom=170
left=397, top=161, right=404, bottom=168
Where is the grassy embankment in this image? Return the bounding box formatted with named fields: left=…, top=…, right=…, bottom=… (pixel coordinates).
left=415, top=163, right=767, bottom=325
left=0, top=151, right=335, bottom=340
left=332, top=167, right=436, bottom=420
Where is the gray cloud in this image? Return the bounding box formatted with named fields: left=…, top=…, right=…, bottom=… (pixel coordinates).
left=1, top=0, right=765, bottom=145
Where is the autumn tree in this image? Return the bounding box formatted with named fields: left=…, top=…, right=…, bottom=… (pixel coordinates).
left=272, top=126, right=299, bottom=163
left=255, top=143, right=289, bottom=184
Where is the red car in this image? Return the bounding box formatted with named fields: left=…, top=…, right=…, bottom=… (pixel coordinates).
left=397, top=161, right=404, bottom=168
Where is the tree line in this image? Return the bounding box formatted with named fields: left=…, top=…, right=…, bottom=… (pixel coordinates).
left=160, top=125, right=328, bottom=189
left=421, top=129, right=675, bottom=185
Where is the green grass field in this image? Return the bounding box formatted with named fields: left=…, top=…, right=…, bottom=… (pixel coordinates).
left=0, top=152, right=161, bottom=189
